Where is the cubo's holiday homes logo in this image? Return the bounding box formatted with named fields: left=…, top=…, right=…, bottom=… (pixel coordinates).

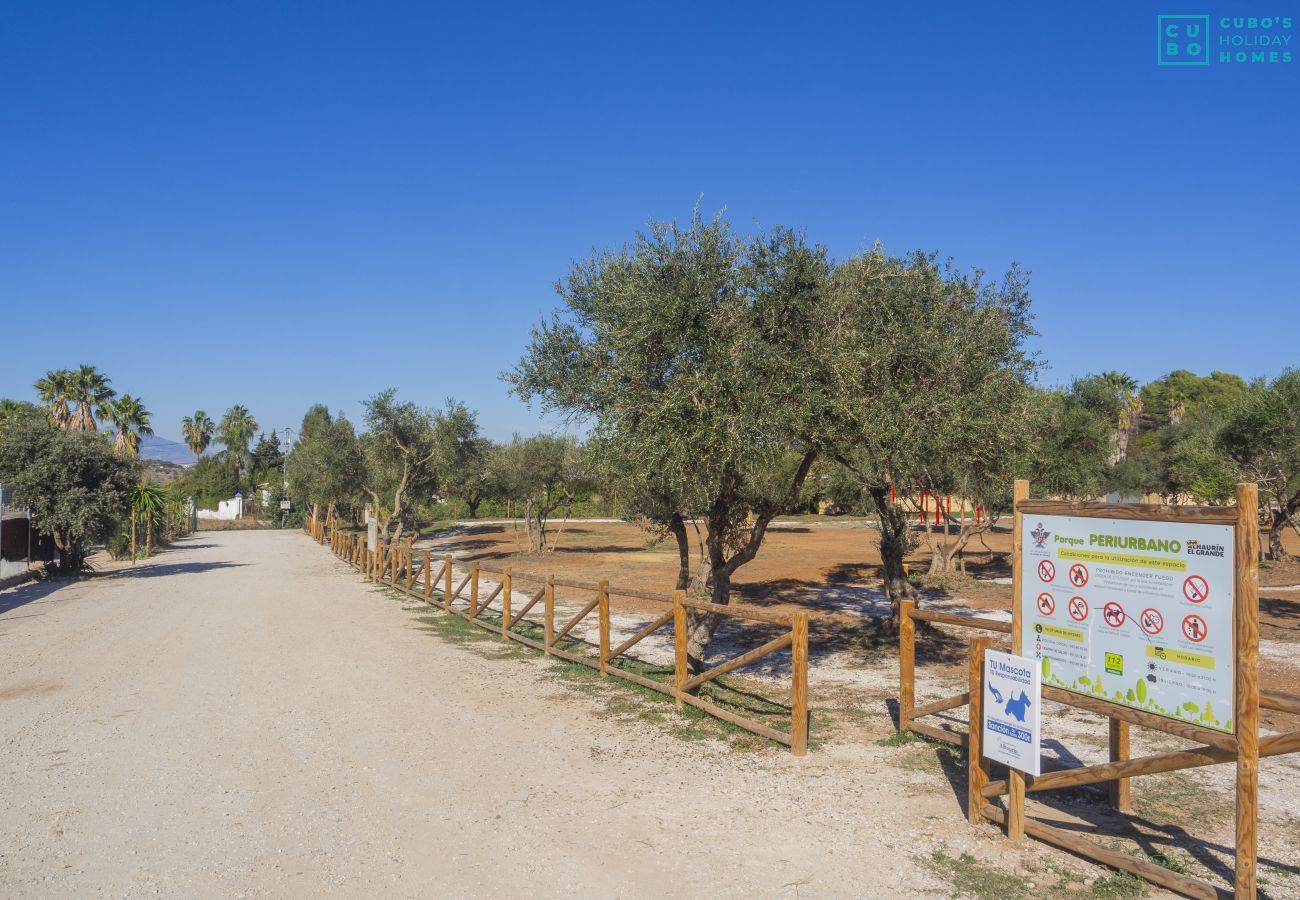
left=1158, top=14, right=1293, bottom=65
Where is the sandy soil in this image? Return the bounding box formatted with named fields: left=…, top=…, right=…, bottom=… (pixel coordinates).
left=5, top=529, right=1300, bottom=898
left=0, top=530, right=999, bottom=899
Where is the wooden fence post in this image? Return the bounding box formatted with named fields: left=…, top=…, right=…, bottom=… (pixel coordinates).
left=423, top=551, right=432, bottom=599
left=899, top=598, right=915, bottom=732
left=443, top=555, right=453, bottom=610
left=544, top=575, right=555, bottom=655
left=1235, top=481, right=1261, bottom=898
left=406, top=543, right=415, bottom=592
left=501, top=567, right=512, bottom=640
left=470, top=563, right=480, bottom=617
left=968, top=635, right=991, bottom=826
left=1007, top=478, right=1029, bottom=842
left=673, top=590, right=687, bottom=708
left=1108, top=719, right=1132, bottom=812
left=792, top=611, right=809, bottom=756
left=597, top=580, right=610, bottom=677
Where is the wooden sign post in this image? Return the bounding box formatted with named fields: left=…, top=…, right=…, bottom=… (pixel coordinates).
left=971, top=480, right=1280, bottom=898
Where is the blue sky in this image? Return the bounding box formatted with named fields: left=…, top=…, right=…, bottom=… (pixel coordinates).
left=2, top=1, right=1296, bottom=444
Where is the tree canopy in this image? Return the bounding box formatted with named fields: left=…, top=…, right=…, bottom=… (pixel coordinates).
left=0, top=410, right=138, bottom=572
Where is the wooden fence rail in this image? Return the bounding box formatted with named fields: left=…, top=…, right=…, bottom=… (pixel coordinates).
left=316, top=525, right=810, bottom=754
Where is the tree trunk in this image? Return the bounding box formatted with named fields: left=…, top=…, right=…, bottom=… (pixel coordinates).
left=871, top=486, right=917, bottom=615
left=1267, top=492, right=1300, bottom=561
left=668, top=512, right=690, bottom=590
left=523, top=499, right=543, bottom=553
left=684, top=554, right=727, bottom=675
left=466, top=495, right=481, bottom=518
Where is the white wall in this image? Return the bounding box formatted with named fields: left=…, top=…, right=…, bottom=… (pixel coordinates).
left=196, top=496, right=246, bottom=521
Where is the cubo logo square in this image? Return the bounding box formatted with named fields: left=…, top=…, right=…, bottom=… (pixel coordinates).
left=1158, top=15, right=1210, bottom=65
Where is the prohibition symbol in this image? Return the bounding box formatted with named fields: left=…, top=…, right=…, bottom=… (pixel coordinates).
left=1139, top=607, right=1164, bottom=636
left=1103, top=601, right=1126, bottom=628
left=1068, top=596, right=1089, bottom=622
left=1068, top=563, right=1089, bottom=588
left=1182, top=614, right=1208, bottom=643
left=1037, top=560, right=1056, bottom=582
left=1183, top=575, right=1209, bottom=603
left=1036, top=592, right=1056, bottom=616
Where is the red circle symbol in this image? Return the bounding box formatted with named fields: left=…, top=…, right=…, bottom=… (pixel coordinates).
left=1103, top=601, right=1126, bottom=628
left=1183, top=575, right=1209, bottom=603
left=1036, top=592, right=1056, bottom=616
left=1068, top=563, right=1089, bottom=587
left=1182, top=614, right=1208, bottom=643
left=1037, top=560, right=1055, bottom=582
left=1068, top=596, right=1089, bottom=622
left=1139, top=608, right=1164, bottom=636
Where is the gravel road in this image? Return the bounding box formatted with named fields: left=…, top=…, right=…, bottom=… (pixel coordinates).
left=0, top=530, right=965, bottom=899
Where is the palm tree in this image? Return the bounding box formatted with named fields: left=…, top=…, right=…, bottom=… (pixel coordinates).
left=1099, top=371, right=1140, bottom=464
left=131, top=482, right=166, bottom=559
left=108, top=394, right=154, bottom=457
left=181, top=411, right=215, bottom=463
left=218, top=405, right=258, bottom=478
left=34, top=368, right=74, bottom=428
left=66, top=364, right=115, bottom=432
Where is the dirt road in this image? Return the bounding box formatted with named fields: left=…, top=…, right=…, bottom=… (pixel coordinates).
left=0, top=531, right=973, bottom=898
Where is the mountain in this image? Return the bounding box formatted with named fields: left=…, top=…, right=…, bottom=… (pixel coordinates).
left=139, top=434, right=198, bottom=466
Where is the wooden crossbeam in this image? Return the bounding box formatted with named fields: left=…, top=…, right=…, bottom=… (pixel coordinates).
left=508, top=587, right=547, bottom=629
left=680, top=633, right=792, bottom=694
left=448, top=572, right=471, bottom=604
left=472, top=582, right=504, bottom=617
left=979, top=804, right=1218, bottom=899
left=983, top=728, right=1300, bottom=799
left=552, top=595, right=600, bottom=645
left=909, top=692, right=970, bottom=720
left=605, top=609, right=675, bottom=663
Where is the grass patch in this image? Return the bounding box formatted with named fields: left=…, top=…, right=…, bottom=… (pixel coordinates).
left=925, top=850, right=1032, bottom=899
left=1134, top=772, right=1232, bottom=828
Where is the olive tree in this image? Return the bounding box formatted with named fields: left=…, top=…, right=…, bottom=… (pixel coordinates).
left=508, top=210, right=834, bottom=670
left=489, top=433, right=586, bottom=552
left=1219, top=371, right=1300, bottom=560
left=361, top=389, right=440, bottom=546
left=432, top=400, right=498, bottom=518
left=285, top=404, right=366, bottom=524
left=822, top=250, right=1037, bottom=603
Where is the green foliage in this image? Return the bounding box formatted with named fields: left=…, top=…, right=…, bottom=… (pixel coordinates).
left=35, top=364, right=116, bottom=432
left=488, top=433, right=588, bottom=550
left=1028, top=380, right=1121, bottom=498
left=217, top=404, right=258, bottom=475
left=285, top=404, right=366, bottom=516
left=361, top=389, right=440, bottom=539
left=509, top=208, right=833, bottom=597
left=107, top=394, right=154, bottom=457
left=1140, top=369, right=1246, bottom=425
left=168, top=456, right=240, bottom=509
left=0, top=412, right=138, bottom=571
left=263, top=484, right=298, bottom=528
left=431, top=400, right=499, bottom=517
left=181, top=410, right=214, bottom=461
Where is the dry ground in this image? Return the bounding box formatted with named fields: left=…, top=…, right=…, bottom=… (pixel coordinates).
left=422, top=518, right=1300, bottom=720
left=3, top=529, right=1300, bottom=897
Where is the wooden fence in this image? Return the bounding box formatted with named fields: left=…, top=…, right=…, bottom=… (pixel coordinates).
left=321, top=525, right=810, bottom=754
left=898, top=603, right=1300, bottom=897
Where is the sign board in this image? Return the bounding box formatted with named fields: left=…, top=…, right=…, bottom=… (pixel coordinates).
left=1020, top=514, right=1235, bottom=733
left=279, top=500, right=291, bottom=510
left=983, top=650, right=1041, bottom=775
left=367, top=517, right=377, bottom=552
